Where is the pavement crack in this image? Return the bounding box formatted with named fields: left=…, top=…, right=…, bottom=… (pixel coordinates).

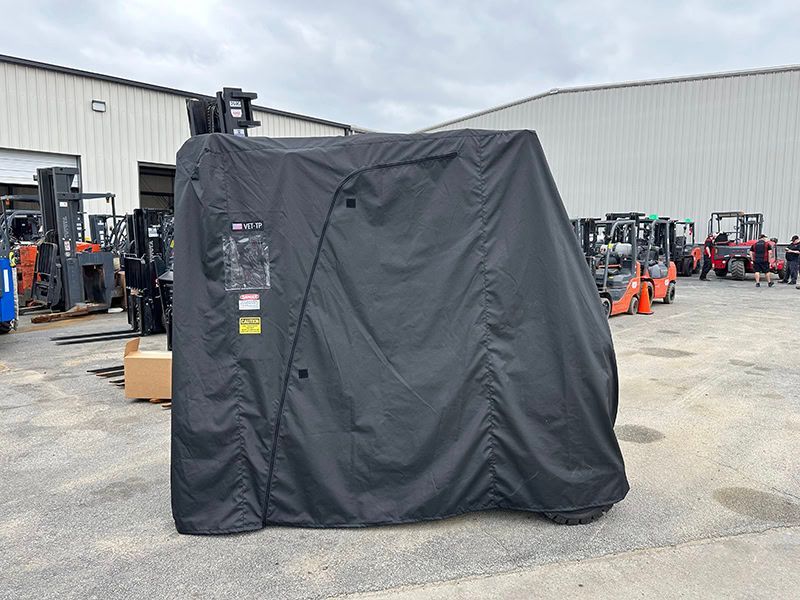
left=692, top=450, right=800, bottom=503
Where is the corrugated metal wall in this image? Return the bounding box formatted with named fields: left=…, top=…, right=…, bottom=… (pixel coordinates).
left=0, top=61, right=347, bottom=215
left=426, top=69, right=800, bottom=242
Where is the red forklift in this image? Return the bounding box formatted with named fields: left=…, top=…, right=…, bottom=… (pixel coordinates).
left=708, top=211, right=786, bottom=280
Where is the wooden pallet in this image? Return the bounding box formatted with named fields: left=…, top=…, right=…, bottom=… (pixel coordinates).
left=31, top=305, right=91, bottom=323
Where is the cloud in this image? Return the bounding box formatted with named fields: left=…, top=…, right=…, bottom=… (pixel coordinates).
left=1, top=0, right=798, bottom=131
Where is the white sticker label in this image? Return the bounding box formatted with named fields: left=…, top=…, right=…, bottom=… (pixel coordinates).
left=231, top=108, right=243, bottom=118
left=59, top=202, right=69, bottom=208
left=3, top=269, right=9, bottom=293
left=238, top=293, right=260, bottom=311
left=233, top=128, right=245, bottom=136
left=229, top=100, right=243, bottom=108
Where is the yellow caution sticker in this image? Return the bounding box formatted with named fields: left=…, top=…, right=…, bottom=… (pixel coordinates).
left=239, top=317, right=261, bottom=335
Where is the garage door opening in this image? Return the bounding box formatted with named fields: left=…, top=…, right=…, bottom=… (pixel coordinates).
left=1, top=183, right=39, bottom=210
left=0, top=148, right=79, bottom=210
left=138, top=164, right=175, bottom=210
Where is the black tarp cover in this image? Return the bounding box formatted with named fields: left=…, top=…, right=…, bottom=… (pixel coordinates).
left=171, top=129, right=628, bottom=534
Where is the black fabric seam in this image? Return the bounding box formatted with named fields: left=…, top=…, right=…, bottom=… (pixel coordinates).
left=222, top=153, right=249, bottom=529
left=261, top=151, right=459, bottom=525
left=474, top=138, right=498, bottom=501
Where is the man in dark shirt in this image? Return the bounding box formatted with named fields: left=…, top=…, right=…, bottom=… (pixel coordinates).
left=699, top=233, right=714, bottom=280
left=749, top=234, right=774, bottom=287
left=782, top=235, right=800, bottom=286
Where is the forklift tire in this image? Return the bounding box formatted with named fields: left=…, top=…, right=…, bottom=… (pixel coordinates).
left=628, top=295, right=639, bottom=315
left=601, top=297, right=612, bottom=318
left=684, top=257, right=695, bottom=277
left=545, top=504, right=614, bottom=526
left=730, top=260, right=746, bottom=281
left=777, top=264, right=787, bottom=281
left=664, top=282, right=676, bottom=304
left=714, top=268, right=727, bottom=278
left=693, top=260, right=701, bottom=274
left=0, top=322, right=11, bottom=334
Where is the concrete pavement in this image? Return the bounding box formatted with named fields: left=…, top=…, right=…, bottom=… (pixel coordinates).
left=1, top=276, right=798, bottom=599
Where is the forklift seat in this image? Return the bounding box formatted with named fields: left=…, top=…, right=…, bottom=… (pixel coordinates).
left=648, top=263, right=669, bottom=279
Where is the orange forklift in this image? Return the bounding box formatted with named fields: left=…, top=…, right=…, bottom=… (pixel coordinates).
left=606, top=212, right=677, bottom=306
left=593, top=218, right=643, bottom=317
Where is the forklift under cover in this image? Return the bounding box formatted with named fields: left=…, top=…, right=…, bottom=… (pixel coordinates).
left=171, top=129, right=629, bottom=534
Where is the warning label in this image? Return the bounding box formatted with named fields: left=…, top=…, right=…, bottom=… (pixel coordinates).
left=239, top=317, right=261, bottom=335
left=238, top=293, right=260, bottom=311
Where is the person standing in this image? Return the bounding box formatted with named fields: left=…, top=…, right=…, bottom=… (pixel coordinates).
left=750, top=234, right=774, bottom=287
left=782, top=235, right=800, bottom=285
left=699, top=232, right=714, bottom=280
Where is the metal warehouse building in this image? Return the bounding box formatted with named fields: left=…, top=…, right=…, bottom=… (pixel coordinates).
left=423, top=66, right=800, bottom=242
left=0, top=55, right=351, bottom=216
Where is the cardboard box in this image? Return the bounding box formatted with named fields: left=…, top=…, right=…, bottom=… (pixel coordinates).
left=124, top=338, right=172, bottom=400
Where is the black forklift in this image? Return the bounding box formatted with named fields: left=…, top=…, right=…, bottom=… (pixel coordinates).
left=88, top=213, right=127, bottom=253
left=1, top=167, right=118, bottom=317
left=124, top=208, right=174, bottom=336
left=571, top=217, right=601, bottom=274
left=674, top=220, right=702, bottom=277
left=0, top=209, right=41, bottom=243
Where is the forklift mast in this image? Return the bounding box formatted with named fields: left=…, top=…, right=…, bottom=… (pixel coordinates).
left=29, top=167, right=116, bottom=312
left=124, top=208, right=173, bottom=336
left=186, top=88, right=261, bottom=137
left=650, top=217, right=675, bottom=264
left=571, top=217, right=600, bottom=268
left=156, top=86, right=259, bottom=349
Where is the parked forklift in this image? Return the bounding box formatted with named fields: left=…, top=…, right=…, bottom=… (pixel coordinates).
left=0, top=209, right=41, bottom=243
left=3, top=167, right=119, bottom=316
left=124, top=208, right=174, bottom=336
left=708, top=211, right=786, bottom=280
left=88, top=213, right=127, bottom=253
left=572, top=217, right=643, bottom=318
left=606, top=212, right=677, bottom=305
left=594, top=219, right=643, bottom=317
left=571, top=217, right=601, bottom=274
left=675, top=219, right=702, bottom=277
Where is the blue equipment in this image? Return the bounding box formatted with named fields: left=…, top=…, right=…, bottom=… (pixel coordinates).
left=0, top=256, right=15, bottom=333
left=1, top=196, right=17, bottom=332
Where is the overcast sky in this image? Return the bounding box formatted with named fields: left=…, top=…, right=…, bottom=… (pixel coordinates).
left=2, top=0, right=799, bottom=131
